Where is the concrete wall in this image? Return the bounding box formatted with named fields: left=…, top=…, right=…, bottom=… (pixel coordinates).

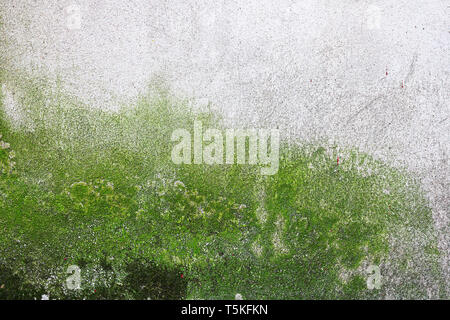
left=0, top=0, right=448, bottom=291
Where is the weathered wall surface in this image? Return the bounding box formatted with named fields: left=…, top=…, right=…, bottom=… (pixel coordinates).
left=0, top=0, right=448, bottom=292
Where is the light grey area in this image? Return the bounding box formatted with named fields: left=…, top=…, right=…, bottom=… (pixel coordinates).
left=0, top=0, right=449, bottom=295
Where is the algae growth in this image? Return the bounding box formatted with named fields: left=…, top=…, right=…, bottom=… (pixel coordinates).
left=0, top=73, right=446, bottom=299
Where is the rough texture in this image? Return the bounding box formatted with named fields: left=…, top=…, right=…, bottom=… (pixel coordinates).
left=0, top=0, right=448, bottom=293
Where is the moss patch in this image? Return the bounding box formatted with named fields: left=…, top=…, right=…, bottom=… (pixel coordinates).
left=0, top=74, right=445, bottom=299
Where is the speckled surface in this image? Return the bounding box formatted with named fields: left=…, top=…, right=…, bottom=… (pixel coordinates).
left=0, top=0, right=448, bottom=294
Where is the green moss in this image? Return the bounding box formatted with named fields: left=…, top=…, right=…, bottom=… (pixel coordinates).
left=0, top=74, right=445, bottom=299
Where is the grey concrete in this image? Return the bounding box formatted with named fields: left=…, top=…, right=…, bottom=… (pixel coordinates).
left=0, top=0, right=449, bottom=295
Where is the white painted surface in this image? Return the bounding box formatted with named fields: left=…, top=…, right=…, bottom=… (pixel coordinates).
left=0, top=0, right=448, bottom=292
